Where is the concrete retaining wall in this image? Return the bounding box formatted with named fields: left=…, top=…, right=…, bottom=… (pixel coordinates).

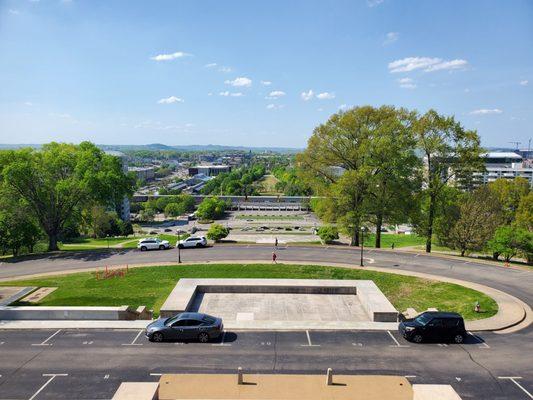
left=160, top=279, right=398, bottom=323
left=0, top=305, right=153, bottom=321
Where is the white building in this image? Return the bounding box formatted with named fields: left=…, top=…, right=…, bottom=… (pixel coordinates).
left=473, top=152, right=533, bottom=186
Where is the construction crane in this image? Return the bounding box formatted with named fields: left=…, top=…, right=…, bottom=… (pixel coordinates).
left=508, top=141, right=521, bottom=150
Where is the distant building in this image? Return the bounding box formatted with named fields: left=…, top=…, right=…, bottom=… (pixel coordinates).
left=472, top=152, right=533, bottom=187
left=105, top=150, right=130, bottom=221
left=188, top=165, right=232, bottom=177
left=128, top=166, right=156, bottom=181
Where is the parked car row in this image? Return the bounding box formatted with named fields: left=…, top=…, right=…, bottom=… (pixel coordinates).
left=145, top=310, right=468, bottom=345
left=137, top=236, right=208, bottom=251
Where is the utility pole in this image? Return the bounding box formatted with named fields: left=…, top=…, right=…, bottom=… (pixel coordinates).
left=509, top=141, right=521, bottom=150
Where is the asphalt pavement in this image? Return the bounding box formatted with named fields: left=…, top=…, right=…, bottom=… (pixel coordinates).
left=0, top=327, right=532, bottom=399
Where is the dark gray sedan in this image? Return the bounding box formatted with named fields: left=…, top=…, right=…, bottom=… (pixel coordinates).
left=145, top=312, right=223, bottom=343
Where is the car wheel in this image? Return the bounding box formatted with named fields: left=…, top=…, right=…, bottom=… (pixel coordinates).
left=140, top=246, right=147, bottom=251
left=159, top=245, right=165, bottom=250
left=196, top=243, right=202, bottom=248
left=412, top=334, right=423, bottom=343
left=453, top=334, right=464, bottom=344
left=178, top=244, right=184, bottom=249
left=198, top=332, right=210, bottom=343
left=151, top=332, right=164, bottom=342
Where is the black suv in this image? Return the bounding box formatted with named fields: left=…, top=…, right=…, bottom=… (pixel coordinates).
left=399, top=311, right=467, bottom=343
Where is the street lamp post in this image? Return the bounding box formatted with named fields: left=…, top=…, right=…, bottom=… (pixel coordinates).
left=360, top=227, right=365, bottom=267
left=177, top=230, right=181, bottom=264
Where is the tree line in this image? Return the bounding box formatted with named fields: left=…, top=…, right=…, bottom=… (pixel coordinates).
left=298, top=105, right=532, bottom=262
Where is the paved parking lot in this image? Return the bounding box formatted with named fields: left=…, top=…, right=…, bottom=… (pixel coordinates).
left=0, top=328, right=531, bottom=399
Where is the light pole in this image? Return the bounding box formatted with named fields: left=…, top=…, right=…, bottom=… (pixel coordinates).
left=360, top=227, right=365, bottom=267
left=177, top=230, right=181, bottom=264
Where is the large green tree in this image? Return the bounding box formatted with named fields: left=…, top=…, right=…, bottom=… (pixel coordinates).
left=413, top=110, right=483, bottom=253
left=0, top=142, right=134, bottom=251
left=298, top=105, right=419, bottom=246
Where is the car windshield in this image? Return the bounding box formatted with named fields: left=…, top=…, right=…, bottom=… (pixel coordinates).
left=415, top=313, right=433, bottom=326
left=164, top=316, right=180, bottom=326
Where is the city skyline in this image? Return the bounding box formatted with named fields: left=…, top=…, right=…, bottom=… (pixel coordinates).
left=0, top=0, right=532, bottom=147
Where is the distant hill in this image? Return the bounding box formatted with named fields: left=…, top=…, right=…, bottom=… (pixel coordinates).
left=0, top=143, right=302, bottom=153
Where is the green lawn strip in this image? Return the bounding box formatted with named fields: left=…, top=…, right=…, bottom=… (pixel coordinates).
left=362, top=233, right=426, bottom=249
left=1, top=263, right=497, bottom=320
left=235, top=215, right=304, bottom=220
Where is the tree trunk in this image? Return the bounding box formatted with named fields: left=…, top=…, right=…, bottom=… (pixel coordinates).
left=48, top=233, right=59, bottom=251
left=426, top=194, right=436, bottom=253
left=461, top=248, right=465, bottom=257
left=375, top=213, right=383, bottom=248
left=350, top=228, right=360, bottom=246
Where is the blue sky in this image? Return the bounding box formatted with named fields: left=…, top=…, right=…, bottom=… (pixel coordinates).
left=0, top=0, right=532, bottom=148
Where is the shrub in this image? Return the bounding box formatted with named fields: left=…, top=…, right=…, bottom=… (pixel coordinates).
left=488, top=225, right=532, bottom=262
left=317, top=225, right=339, bottom=244
left=207, top=223, right=230, bottom=242
left=164, top=202, right=185, bottom=218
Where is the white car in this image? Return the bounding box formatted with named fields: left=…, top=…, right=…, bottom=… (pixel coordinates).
left=177, top=236, right=207, bottom=249
left=137, top=238, right=170, bottom=251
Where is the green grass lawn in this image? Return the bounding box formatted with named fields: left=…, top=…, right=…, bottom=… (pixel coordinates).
left=2, top=263, right=497, bottom=320
left=236, top=215, right=304, bottom=221
left=362, top=233, right=426, bottom=249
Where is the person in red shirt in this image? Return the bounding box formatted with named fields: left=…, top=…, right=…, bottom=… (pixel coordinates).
left=272, top=252, right=277, bottom=263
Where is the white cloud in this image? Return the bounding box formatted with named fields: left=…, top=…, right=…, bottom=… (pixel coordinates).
left=157, top=96, right=184, bottom=104
left=224, top=77, right=252, bottom=87
left=383, top=32, right=399, bottom=45
left=469, top=109, right=503, bottom=115
left=261, top=80, right=272, bottom=86
left=219, top=91, right=244, bottom=97
left=218, top=66, right=232, bottom=73
left=338, top=104, right=348, bottom=110
left=316, top=92, right=335, bottom=100
left=520, top=80, right=529, bottom=86
left=266, top=104, right=283, bottom=110
left=301, top=90, right=314, bottom=101
left=265, top=90, right=286, bottom=99
left=9, top=9, right=20, bottom=14
left=150, top=51, right=190, bottom=61
left=397, top=77, right=417, bottom=89
left=24, top=101, right=33, bottom=106
left=205, top=63, right=217, bottom=68
left=388, top=57, right=468, bottom=73
left=367, top=0, right=384, bottom=7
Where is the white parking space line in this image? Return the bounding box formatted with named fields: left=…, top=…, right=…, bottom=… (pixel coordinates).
left=301, top=330, right=320, bottom=347
left=404, top=375, right=417, bottom=378
left=32, top=330, right=61, bottom=346
left=29, top=373, right=68, bottom=400
left=468, top=331, right=490, bottom=348
left=122, top=329, right=144, bottom=346
left=212, top=331, right=231, bottom=347
left=498, top=377, right=533, bottom=399
left=437, top=343, right=448, bottom=347
left=0, top=341, right=4, bottom=346
left=387, top=331, right=409, bottom=348
left=150, top=373, right=163, bottom=376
